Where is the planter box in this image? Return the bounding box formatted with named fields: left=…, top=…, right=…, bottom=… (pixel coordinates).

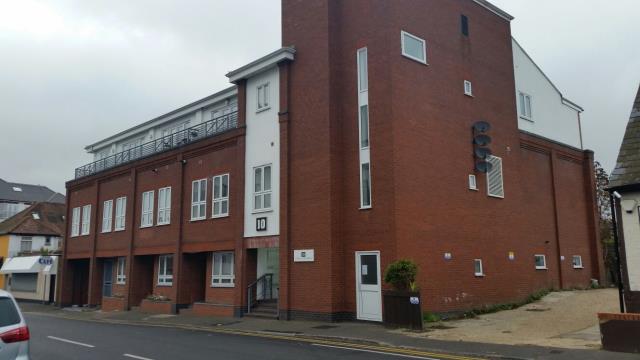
left=140, top=299, right=175, bottom=314
left=598, top=313, right=640, bottom=353
left=383, top=290, right=423, bottom=330
left=101, top=296, right=127, bottom=312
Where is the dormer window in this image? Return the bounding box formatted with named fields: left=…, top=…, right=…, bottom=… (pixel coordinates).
left=12, top=187, right=22, bottom=192
left=31, top=213, right=40, bottom=220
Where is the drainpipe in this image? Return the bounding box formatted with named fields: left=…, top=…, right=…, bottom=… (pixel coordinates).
left=609, top=192, right=625, bottom=313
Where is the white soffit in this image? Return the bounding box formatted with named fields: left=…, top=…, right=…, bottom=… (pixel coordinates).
left=226, top=47, right=296, bottom=83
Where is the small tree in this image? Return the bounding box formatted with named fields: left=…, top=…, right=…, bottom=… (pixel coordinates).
left=384, top=260, right=418, bottom=291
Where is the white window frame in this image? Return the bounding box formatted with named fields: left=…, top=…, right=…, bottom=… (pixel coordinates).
left=486, top=155, right=504, bottom=199
left=253, top=165, right=272, bottom=213
left=357, top=47, right=372, bottom=210
left=157, top=255, right=173, bottom=286
left=535, top=254, right=547, bottom=270
left=20, top=237, right=32, bottom=253
left=519, top=91, right=533, bottom=120
left=401, top=31, right=428, bottom=64
left=191, top=179, right=207, bottom=221
left=464, top=80, right=473, bottom=97
left=474, top=259, right=484, bottom=277
left=257, top=83, right=270, bottom=112
left=71, top=207, right=81, bottom=237
left=116, top=257, right=126, bottom=285
left=102, top=200, right=113, bottom=233
left=360, top=162, right=372, bottom=209
left=212, top=174, right=230, bottom=218
left=572, top=255, right=583, bottom=269
left=81, top=205, right=91, bottom=235
left=357, top=47, right=368, bottom=92
left=211, top=251, right=235, bottom=287
left=157, top=187, right=171, bottom=225
left=469, top=174, right=477, bottom=191
left=114, top=197, right=126, bottom=231
left=140, top=191, right=154, bottom=228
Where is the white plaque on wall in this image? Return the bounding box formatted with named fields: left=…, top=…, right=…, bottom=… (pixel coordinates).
left=294, top=249, right=314, bottom=262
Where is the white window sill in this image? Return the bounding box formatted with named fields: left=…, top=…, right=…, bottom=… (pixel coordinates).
left=573, top=266, right=584, bottom=269
left=140, top=224, right=153, bottom=229
left=101, top=230, right=112, bottom=234
left=156, top=283, right=173, bottom=287
left=114, top=228, right=126, bottom=232
left=488, top=194, right=505, bottom=199
left=401, top=53, right=428, bottom=65
left=520, top=116, right=534, bottom=123
left=211, top=284, right=235, bottom=288
left=535, top=267, right=548, bottom=270
left=116, top=282, right=126, bottom=285
left=80, top=233, right=90, bottom=236
left=190, top=217, right=206, bottom=222
left=256, top=106, right=271, bottom=114
left=156, top=222, right=171, bottom=227
left=464, top=93, right=474, bottom=98
left=212, top=214, right=229, bottom=219
left=252, top=208, right=273, bottom=215
left=359, top=206, right=372, bottom=211
left=474, top=273, right=485, bottom=277
left=469, top=187, right=478, bottom=191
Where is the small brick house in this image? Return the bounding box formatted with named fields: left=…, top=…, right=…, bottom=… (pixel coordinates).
left=58, top=0, right=604, bottom=321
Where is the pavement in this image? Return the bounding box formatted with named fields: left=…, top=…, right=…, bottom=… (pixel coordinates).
left=19, top=300, right=638, bottom=360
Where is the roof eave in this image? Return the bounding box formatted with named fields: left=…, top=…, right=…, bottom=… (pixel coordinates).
left=472, top=0, right=514, bottom=21
left=226, top=47, right=296, bottom=84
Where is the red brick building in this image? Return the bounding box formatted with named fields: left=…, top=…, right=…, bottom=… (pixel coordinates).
left=59, top=0, right=604, bottom=321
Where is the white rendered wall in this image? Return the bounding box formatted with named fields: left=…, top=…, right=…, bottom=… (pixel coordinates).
left=619, top=192, right=640, bottom=292
left=8, top=235, right=61, bottom=257
left=244, top=67, right=280, bottom=238
left=513, top=39, right=582, bottom=149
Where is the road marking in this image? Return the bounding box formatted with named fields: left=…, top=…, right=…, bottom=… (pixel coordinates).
left=313, top=343, right=441, bottom=359
left=124, top=354, right=154, bottom=360
left=47, top=336, right=95, bottom=348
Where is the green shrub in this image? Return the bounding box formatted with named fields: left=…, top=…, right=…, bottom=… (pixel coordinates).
left=384, top=259, right=418, bottom=291
left=423, top=312, right=441, bottom=323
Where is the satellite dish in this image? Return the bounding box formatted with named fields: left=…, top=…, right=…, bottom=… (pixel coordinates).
left=473, top=121, right=491, bottom=133
left=474, top=147, right=492, bottom=159
left=475, top=160, right=494, bottom=173
left=473, top=134, right=492, bottom=146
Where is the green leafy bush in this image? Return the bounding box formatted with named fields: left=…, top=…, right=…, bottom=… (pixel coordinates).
left=384, top=259, right=418, bottom=291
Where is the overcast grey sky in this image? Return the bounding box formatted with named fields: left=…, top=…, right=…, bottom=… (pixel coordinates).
left=0, top=0, right=638, bottom=194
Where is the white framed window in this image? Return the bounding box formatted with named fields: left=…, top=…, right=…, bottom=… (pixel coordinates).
left=115, top=197, right=126, bottom=231
left=116, top=257, right=126, bottom=284
left=81, top=205, right=91, bottom=235
left=157, top=187, right=171, bottom=225
left=20, top=237, right=32, bottom=253
left=474, top=259, right=484, bottom=277
left=359, top=105, right=370, bottom=149
left=464, top=80, right=473, bottom=96
left=535, top=254, right=547, bottom=270
left=257, top=83, right=270, bottom=112
left=469, top=174, right=477, bottom=191
left=572, top=255, right=583, bottom=269
left=212, top=251, right=235, bottom=287
left=401, top=31, right=427, bottom=64
left=486, top=155, right=504, bottom=198
left=212, top=174, right=230, bottom=218
left=102, top=200, right=113, bottom=233
left=71, top=207, right=81, bottom=237
left=253, top=165, right=272, bottom=212
left=141, top=191, right=154, bottom=228
left=157, top=255, right=173, bottom=286
left=191, top=179, right=207, bottom=220
left=357, top=48, right=368, bottom=92
left=519, top=92, right=532, bottom=120
left=361, top=163, right=372, bottom=208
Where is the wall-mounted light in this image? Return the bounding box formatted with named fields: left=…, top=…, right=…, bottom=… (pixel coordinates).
left=181, top=159, right=187, bottom=165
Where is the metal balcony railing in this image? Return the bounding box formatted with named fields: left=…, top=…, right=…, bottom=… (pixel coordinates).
left=74, top=111, right=238, bottom=179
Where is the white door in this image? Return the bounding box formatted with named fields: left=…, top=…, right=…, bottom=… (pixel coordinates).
left=355, top=251, right=382, bottom=321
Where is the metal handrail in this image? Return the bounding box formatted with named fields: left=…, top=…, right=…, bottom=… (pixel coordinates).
left=74, top=111, right=239, bottom=179
left=247, top=273, right=274, bottom=314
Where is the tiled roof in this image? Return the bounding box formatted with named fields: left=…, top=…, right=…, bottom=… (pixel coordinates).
left=610, top=85, right=640, bottom=188
left=0, top=202, right=65, bottom=236
left=0, top=178, right=65, bottom=204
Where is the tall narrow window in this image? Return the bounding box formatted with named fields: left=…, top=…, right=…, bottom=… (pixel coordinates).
left=253, top=165, right=272, bottom=211
left=212, top=251, right=235, bottom=287
left=357, top=47, right=372, bottom=209
left=461, top=15, right=470, bottom=36
left=464, top=80, right=473, bottom=96
left=191, top=179, right=207, bottom=220
left=519, top=92, right=532, bottom=120
left=115, top=197, right=127, bottom=231
left=401, top=31, right=427, bottom=64
left=81, top=205, right=91, bottom=235
left=213, top=174, right=230, bottom=218
left=141, top=191, right=154, bottom=227
left=157, top=187, right=171, bottom=225
left=116, top=257, right=126, bottom=284
left=486, top=155, right=504, bottom=198
left=257, top=83, right=270, bottom=111
left=102, top=200, right=113, bottom=233
left=71, top=207, right=81, bottom=237
left=474, top=259, right=484, bottom=276
left=157, top=255, right=173, bottom=286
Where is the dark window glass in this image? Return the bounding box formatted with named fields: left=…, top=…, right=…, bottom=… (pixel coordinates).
left=461, top=15, right=469, bottom=36
left=360, top=255, right=378, bottom=285
left=0, top=298, right=21, bottom=327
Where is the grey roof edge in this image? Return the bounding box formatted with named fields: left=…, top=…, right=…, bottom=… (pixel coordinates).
left=472, top=0, right=514, bottom=21
left=226, top=47, right=296, bottom=82
left=512, top=38, right=584, bottom=113
left=84, top=85, right=238, bottom=151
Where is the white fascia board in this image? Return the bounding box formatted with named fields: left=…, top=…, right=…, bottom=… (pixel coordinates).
left=226, top=47, right=296, bottom=83
left=85, top=86, right=238, bottom=153
left=472, top=0, right=514, bottom=21
left=562, top=98, right=584, bottom=113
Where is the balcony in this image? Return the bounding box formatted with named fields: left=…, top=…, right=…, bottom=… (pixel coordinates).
left=75, top=111, right=238, bottom=179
